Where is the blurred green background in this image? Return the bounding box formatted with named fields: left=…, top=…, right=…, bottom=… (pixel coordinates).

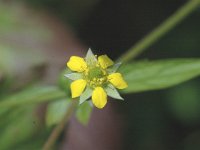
left=0, top=0, right=200, bottom=150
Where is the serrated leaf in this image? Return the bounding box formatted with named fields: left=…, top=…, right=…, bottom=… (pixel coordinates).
left=80, top=86, right=93, bottom=104
left=120, top=59, right=200, bottom=93
left=76, top=101, right=92, bottom=125
left=46, top=99, right=70, bottom=126
left=105, top=84, right=124, bottom=100
left=107, top=62, right=122, bottom=73
left=64, top=73, right=82, bottom=80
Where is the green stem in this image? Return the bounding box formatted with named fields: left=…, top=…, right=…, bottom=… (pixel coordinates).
left=42, top=100, right=78, bottom=150
left=119, top=0, right=200, bottom=62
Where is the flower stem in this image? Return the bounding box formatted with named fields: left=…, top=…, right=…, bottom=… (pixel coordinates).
left=119, top=0, right=200, bottom=62
left=42, top=100, right=78, bottom=150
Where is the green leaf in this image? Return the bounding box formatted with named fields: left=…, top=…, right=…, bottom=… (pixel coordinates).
left=76, top=101, right=93, bottom=125
left=105, top=84, right=124, bottom=100
left=0, top=86, right=66, bottom=108
left=64, top=73, right=82, bottom=80
left=46, top=99, right=71, bottom=126
left=120, top=59, right=200, bottom=93
left=80, top=86, right=92, bottom=104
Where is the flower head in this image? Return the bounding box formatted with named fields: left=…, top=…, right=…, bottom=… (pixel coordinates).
left=65, top=49, right=128, bottom=109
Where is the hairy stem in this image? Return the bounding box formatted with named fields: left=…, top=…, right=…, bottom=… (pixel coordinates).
left=119, top=0, right=200, bottom=62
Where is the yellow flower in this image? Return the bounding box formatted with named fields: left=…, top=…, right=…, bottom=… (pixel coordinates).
left=65, top=49, right=128, bottom=109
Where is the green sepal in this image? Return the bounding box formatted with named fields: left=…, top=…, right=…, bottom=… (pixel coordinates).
left=76, top=101, right=93, bottom=125
left=85, top=48, right=97, bottom=65
left=64, top=73, right=82, bottom=81
left=105, top=84, right=124, bottom=100
left=79, top=86, right=93, bottom=104
left=107, top=62, right=122, bottom=73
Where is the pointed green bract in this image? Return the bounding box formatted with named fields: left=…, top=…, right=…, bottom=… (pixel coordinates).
left=80, top=86, right=93, bottom=104
left=85, top=48, right=97, bottom=65
left=105, top=84, right=124, bottom=100
left=64, top=73, right=82, bottom=80
left=107, top=62, right=122, bottom=73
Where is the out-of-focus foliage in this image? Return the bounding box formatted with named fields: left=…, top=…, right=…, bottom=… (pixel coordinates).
left=166, top=82, right=200, bottom=124
left=0, top=86, right=66, bottom=107
left=46, top=99, right=71, bottom=127
left=75, top=101, right=93, bottom=125
left=0, top=2, right=57, bottom=149
left=0, top=106, right=39, bottom=149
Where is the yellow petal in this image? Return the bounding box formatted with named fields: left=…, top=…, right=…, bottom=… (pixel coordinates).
left=92, top=87, right=107, bottom=109
left=108, top=73, right=128, bottom=89
left=67, top=56, right=87, bottom=72
left=98, top=55, right=114, bottom=69
left=71, top=79, right=87, bottom=98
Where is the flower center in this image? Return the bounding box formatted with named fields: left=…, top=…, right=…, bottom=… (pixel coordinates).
left=88, top=67, right=103, bottom=78
left=84, top=67, right=107, bottom=88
